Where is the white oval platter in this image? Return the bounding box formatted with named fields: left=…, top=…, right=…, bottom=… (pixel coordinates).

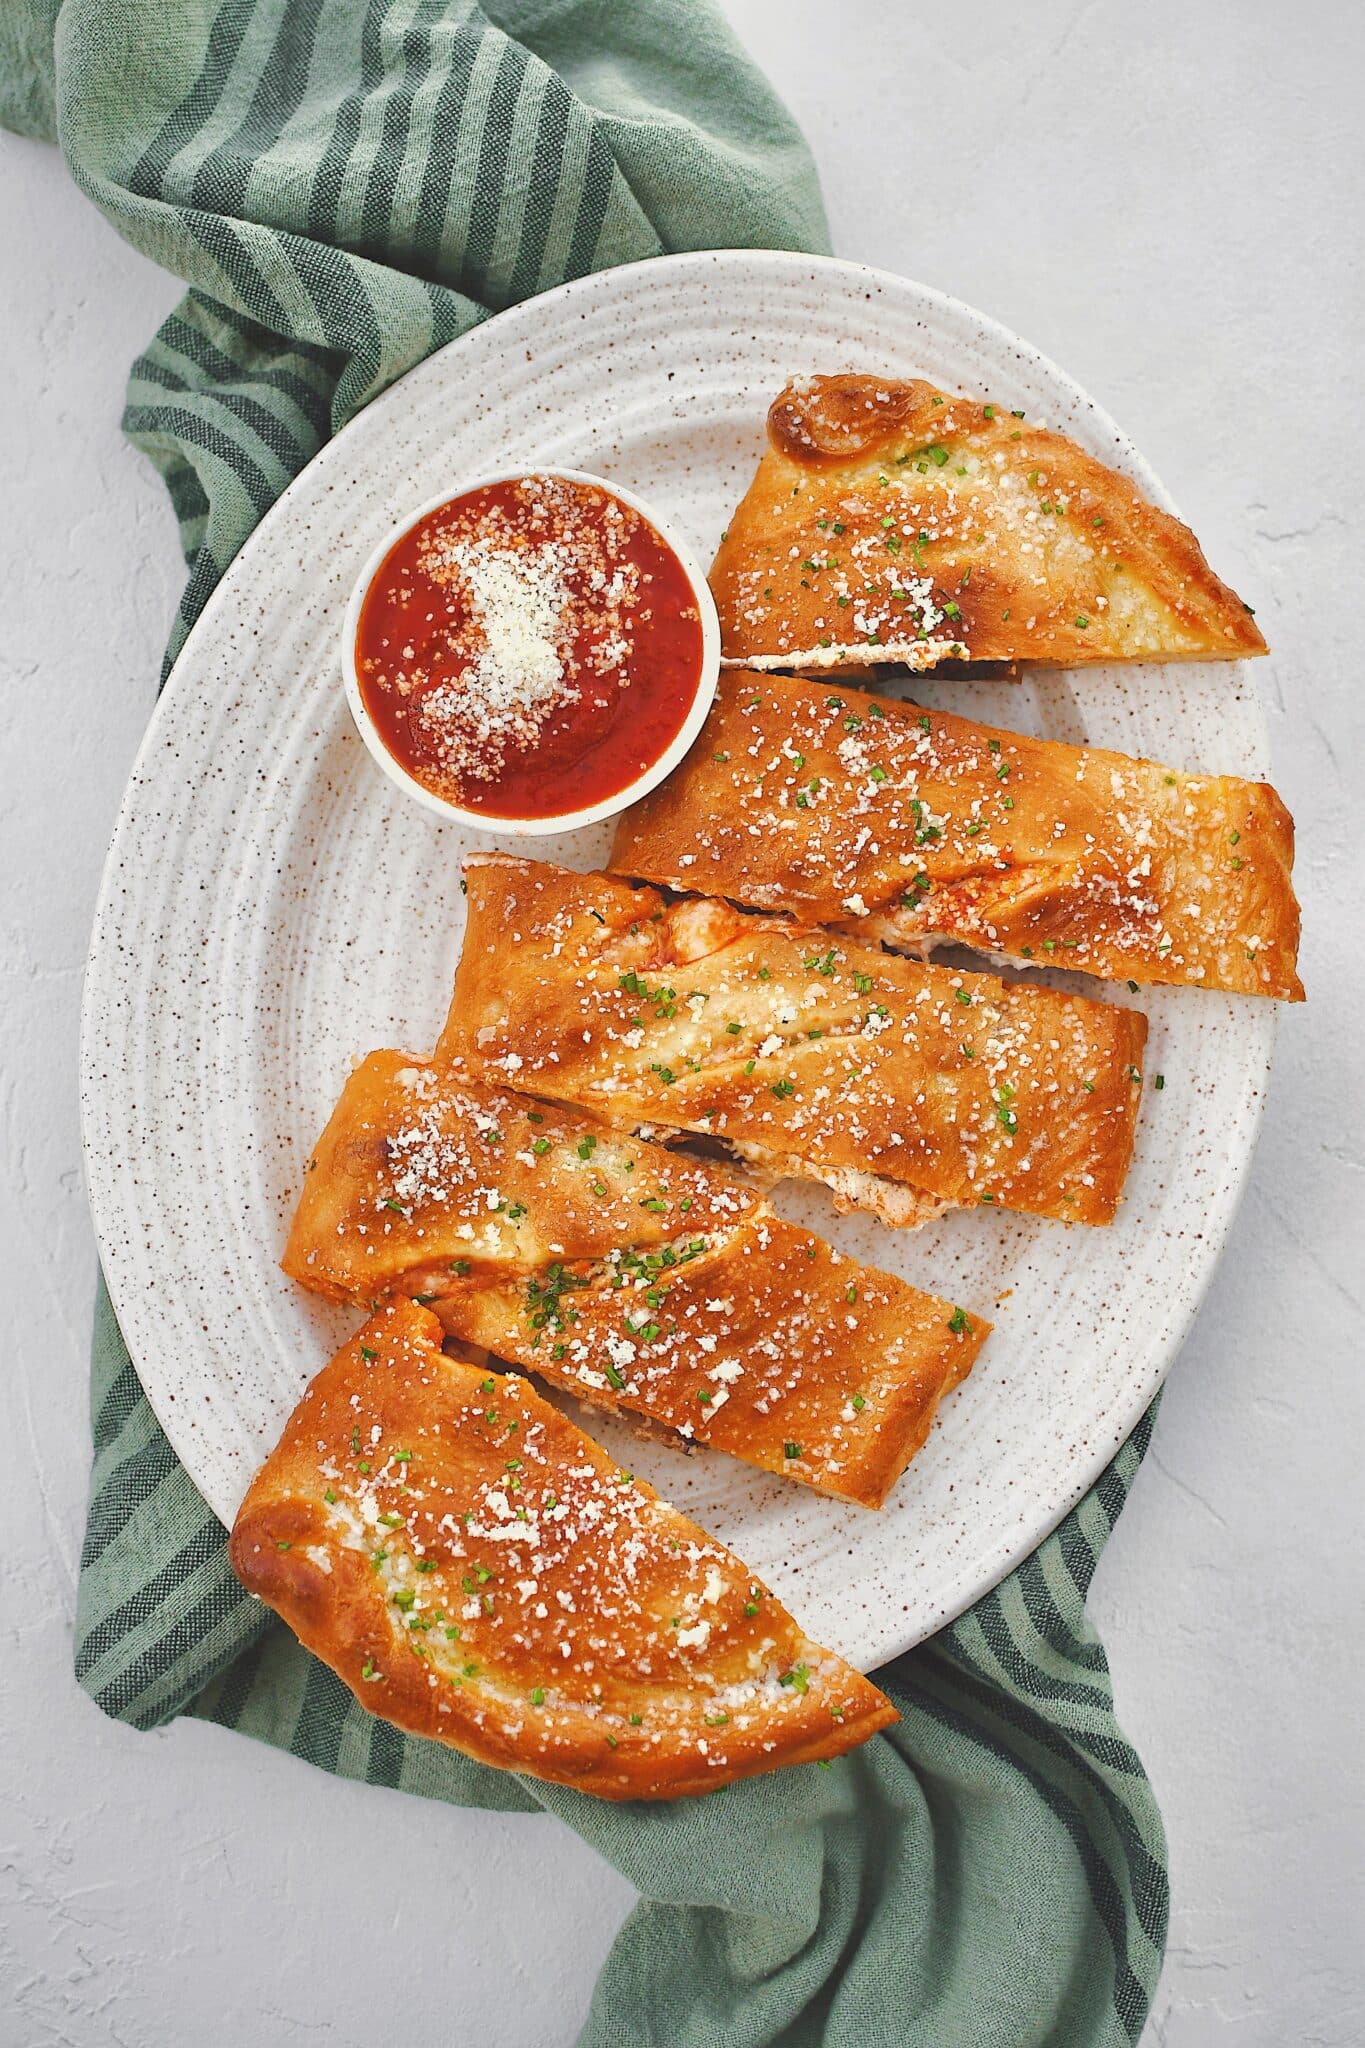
left=80, top=251, right=1274, bottom=1672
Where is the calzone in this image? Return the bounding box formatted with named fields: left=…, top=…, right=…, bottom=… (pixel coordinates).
left=282, top=1053, right=988, bottom=1509
left=610, top=672, right=1303, bottom=1000
left=439, top=856, right=1148, bottom=1229
left=711, top=374, right=1267, bottom=672
left=229, top=1300, right=897, bottom=1800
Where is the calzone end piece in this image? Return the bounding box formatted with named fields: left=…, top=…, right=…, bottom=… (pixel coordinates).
left=438, top=855, right=1148, bottom=1228
left=229, top=1300, right=897, bottom=1800
left=283, top=1054, right=987, bottom=1508
left=710, top=375, right=1266, bottom=673
left=610, top=673, right=1303, bottom=1000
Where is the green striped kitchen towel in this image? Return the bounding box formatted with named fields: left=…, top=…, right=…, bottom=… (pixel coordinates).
left=3, top=3, right=1168, bottom=2041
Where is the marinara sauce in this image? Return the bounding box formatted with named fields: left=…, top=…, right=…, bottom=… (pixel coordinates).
left=354, top=474, right=705, bottom=820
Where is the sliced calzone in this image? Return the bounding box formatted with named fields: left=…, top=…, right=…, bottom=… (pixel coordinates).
left=229, top=1300, right=897, bottom=1800
left=610, top=673, right=1303, bottom=1000
left=710, top=374, right=1266, bottom=672
left=439, top=855, right=1148, bottom=1228
left=283, top=1053, right=987, bottom=1509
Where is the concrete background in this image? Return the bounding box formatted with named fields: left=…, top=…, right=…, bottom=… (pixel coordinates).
left=2, top=2, right=1361, bottom=2041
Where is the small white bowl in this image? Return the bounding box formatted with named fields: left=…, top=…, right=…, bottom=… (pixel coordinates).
left=341, top=467, right=721, bottom=836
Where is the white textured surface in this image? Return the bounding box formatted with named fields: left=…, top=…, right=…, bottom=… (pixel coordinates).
left=1, top=2, right=1361, bottom=2041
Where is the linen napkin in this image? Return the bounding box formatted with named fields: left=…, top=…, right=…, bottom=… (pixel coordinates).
left=3, top=4, right=1168, bottom=2041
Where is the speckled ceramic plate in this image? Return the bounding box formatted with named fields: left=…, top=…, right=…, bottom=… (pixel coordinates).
left=80, top=251, right=1274, bottom=1672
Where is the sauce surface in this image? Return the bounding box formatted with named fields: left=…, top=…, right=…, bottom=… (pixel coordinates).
left=355, top=475, right=705, bottom=819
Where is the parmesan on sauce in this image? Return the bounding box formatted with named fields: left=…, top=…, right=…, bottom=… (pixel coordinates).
left=355, top=474, right=705, bottom=819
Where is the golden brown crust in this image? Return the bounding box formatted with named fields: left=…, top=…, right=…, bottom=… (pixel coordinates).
left=710, top=375, right=1267, bottom=672
left=283, top=1053, right=987, bottom=1509
left=230, top=1301, right=897, bottom=1800
left=437, top=856, right=1148, bottom=1227
left=610, top=673, right=1303, bottom=1001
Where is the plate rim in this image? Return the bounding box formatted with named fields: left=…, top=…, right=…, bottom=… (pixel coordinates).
left=79, top=247, right=1275, bottom=1664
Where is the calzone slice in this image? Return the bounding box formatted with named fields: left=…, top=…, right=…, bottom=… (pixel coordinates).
left=439, top=856, right=1148, bottom=1228
left=711, top=375, right=1267, bottom=673
left=229, top=1301, right=897, bottom=1800
left=610, top=673, right=1303, bottom=1000
left=283, top=1053, right=987, bottom=1508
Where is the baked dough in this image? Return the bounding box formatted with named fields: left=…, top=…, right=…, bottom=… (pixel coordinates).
left=283, top=1053, right=988, bottom=1508
left=438, top=856, right=1148, bottom=1227
left=711, top=375, right=1267, bottom=672
left=229, top=1300, right=897, bottom=1799
left=610, top=673, right=1303, bottom=1000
